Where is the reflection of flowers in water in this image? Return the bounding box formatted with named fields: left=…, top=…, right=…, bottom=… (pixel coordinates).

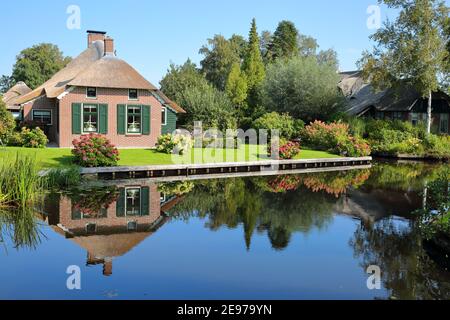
left=266, top=175, right=302, bottom=193
left=70, top=187, right=119, bottom=216
left=303, top=170, right=371, bottom=197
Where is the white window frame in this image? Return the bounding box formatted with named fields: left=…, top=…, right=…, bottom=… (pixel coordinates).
left=124, top=187, right=142, bottom=217
left=128, top=89, right=139, bottom=101
left=31, top=109, right=52, bottom=126
left=81, top=104, right=99, bottom=133
left=126, top=105, right=142, bottom=135
left=161, top=106, right=167, bottom=126
left=86, top=87, right=97, bottom=99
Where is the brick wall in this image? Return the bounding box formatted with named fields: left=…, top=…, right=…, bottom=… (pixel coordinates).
left=58, top=184, right=162, bottom=234
left=23, top=96, right=58, bottom=143
left=59, top=87, right=163, bottom=148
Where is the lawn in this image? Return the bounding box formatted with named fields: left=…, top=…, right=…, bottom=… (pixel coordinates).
left=0, top=146, right=339, bottom=169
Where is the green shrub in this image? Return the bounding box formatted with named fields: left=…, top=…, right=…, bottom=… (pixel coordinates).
left=45, top=167, right=81, bottom=190
left=253, top=112, right=298, bottom=139
left=156, top=133, right=192, bottom=155
left=0, top=99, right=16, bottom=144
left=423, top=134, right=450, bottom=159
left=8, top=127, right=48, bottom=148
left=301, top=120, right=371, bottom=157
left=72, top=134, right=119, bottom=167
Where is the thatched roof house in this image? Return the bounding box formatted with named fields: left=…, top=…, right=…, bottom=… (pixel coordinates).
left=13, top=31, right=185, bottom=148
left=338, top=71, right=450, bottom=134
left=2, top=82, right=32, bottom=113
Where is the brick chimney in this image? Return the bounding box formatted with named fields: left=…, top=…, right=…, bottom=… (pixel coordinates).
left=104, top=36, right=114, bottom=56
left=87, top=30, right=106, bottom=48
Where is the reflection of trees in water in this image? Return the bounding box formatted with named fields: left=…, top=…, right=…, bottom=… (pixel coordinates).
left=350, top=218, right=450, bottom=299
left=167, top=177, right=338, bottom=250
left=0, top=207, right=43, bottom=250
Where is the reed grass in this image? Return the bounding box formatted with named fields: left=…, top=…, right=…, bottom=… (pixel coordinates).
left=0, top=153, right=45, bottom=208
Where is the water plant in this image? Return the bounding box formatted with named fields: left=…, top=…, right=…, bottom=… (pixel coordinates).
left=0, top=153, right=45, bottom=208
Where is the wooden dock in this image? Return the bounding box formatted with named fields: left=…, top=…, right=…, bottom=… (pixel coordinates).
left=80, top=157, right=372, bottom=180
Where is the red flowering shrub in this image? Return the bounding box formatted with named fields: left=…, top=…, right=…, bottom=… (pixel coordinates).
left=268, top=139, right=301, bottom=160
left=72, top=134, right=119, bottom=167
left=267, top=175, right=302, bottom=193
left=301, top=120, right=371, bottom=157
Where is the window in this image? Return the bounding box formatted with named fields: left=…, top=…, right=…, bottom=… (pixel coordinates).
left=393, top=112, right=403, bottom=120
left=83, top=105, right=98, bottom=133
left=86, top=87, right=97, bottom=99
left=161, top=107, right=167, bottom=125
left=375, top=111, right=384, bottom=120
left=127, top=221, right=138, bottom=231
left=32, top=110, right=52, bottom=125
left=85, top=223, right=97, bottom=234
left=440, top=114, right=449, bottom=134
left=127, top=105, right=141, bottom=133
left=411, top=113, right=419, bottom=126
left=125, top=188, right=141, bottom=216
left=128, top=89, right=138, bottom=100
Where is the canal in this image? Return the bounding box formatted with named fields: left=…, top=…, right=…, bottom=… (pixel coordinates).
left=0, top=160, right=449, bottom=299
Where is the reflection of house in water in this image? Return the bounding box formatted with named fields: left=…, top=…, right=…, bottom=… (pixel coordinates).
left=43, top=183, right=180, bottom=276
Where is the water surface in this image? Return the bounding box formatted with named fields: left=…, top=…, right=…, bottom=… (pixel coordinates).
left=0, top=161, right=449, bottom=299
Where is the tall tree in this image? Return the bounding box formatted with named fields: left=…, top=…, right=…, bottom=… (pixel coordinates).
left=260, top=30, right=273, bottom=63
left=359, top=0, right=449, bottom=134
left=298, top=34, right=319, bottom=57
left=199, top=35, right=246, bottom=90
left=317, top=48, right=340, bottom=70
left=0, top=75, right=15, bottom=94
left=242, top=18, right=266, bottom=111
left=11, top=43, right=71, bottom=89
left=268, top=20, right=299, bottom=61
left=225, top=62, right=248, bottom=107
left=261, top=56, right=343, bottom=121
left=160, top=59, right=209, bottom=104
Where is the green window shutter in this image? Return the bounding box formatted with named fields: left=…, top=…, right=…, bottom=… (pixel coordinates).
left=141, top=187, right=149, bottom=216
left=117, top=104, right=126, bottom=135
left=98, top=104, right=108, bottom=134
left=116, top=188, right=125, bottom=217
left=71, top=103, right=82, bottom=134
left=142, top=105, right=151, bottom=135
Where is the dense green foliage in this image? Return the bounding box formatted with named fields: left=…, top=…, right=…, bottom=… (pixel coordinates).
left=0, top=98, right=15, bottom=144
left=11, top=43, right=71, bottom=89
left=8, top=127, right=48, bottom=148
left=416, top=169, right=450, bottom=239
left=199, top=35, right=246, bottom=90
left=253, top=112, right=303, bottom=139
left=261, top=56, right=343, bottom=121
left=266, top=20, right=299, bottom=61
left=347, top=118, right=450, bottom=159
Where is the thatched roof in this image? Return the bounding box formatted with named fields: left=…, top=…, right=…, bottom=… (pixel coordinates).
left=338, top=71, right=450, bottom=115
left=15, top=39, right=185, bottom=113
left=68, top=56, right=157, bottom=90
left=16, top=41, right=105, bottom=104
left=2, top=81, right=32, bottom=110
left=70, top=232, right=153, bottom=259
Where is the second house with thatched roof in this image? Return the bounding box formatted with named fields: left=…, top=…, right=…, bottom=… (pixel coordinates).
left=14, top=31, right=185, bottom=148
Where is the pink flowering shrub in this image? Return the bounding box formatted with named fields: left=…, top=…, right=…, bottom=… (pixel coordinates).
left=268, top=139, right=301, bottom=160
left=72, top=134, right=119, bottom=167
left=301, top=120, right=371, bottom=157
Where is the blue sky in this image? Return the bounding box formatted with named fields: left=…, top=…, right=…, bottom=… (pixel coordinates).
left=2, top=0, right=448, bottom=86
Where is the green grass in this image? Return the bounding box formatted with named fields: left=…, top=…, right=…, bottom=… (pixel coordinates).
left=0, top=146, right=339, bottom=169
